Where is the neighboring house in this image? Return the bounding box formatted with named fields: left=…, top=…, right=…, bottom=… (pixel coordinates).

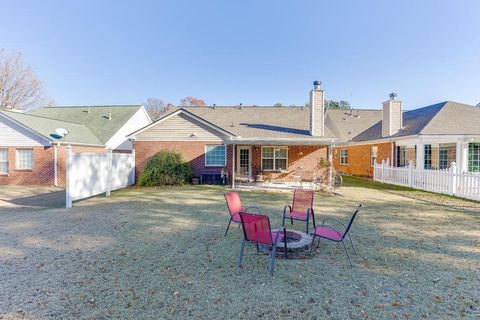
left=130, top=82, right=348, bottom=186
left=332, top=95, right=480, bottom=177
left=0, top=105, right=151, bottom=186
left=129, top=82, right=480, bottom=186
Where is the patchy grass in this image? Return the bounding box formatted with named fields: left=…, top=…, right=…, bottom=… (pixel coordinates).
left=0, top=182, right=479, bottom=319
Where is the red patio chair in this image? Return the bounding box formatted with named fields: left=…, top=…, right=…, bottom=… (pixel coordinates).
left=282, top=190, right=316, bottom=234
left=224, top=192, right=261, bottom=237
left=237, top=212, right=287, bottom=276
left=309, top=204, right=362, bottom=267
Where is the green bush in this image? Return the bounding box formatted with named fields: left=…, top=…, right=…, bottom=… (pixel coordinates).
left=138, top=150, right=193, bottom=186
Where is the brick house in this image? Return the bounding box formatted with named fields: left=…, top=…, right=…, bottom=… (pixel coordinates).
left=0, top=105, right=151, bottom=186
left=130, top=82, right=348, bottom=187
left=332, top=95, right=480, bottom=177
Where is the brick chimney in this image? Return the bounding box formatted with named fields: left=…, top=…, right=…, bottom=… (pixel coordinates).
left=382, top=93, right=403, bottom=137
left=309, top=80, right=325, bottom=136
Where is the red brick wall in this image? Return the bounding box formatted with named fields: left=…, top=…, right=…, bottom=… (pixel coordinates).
left=333, top=142, right=394, bottom=177
left=134, top=141, right=233, bottom=180
left=0, top=145, right=107, bottom=186
left=0, top=146, right=54, bottom=185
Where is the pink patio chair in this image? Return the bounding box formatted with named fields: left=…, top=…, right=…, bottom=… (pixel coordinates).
left=282, top=190, right=316, bottom=234
left=237, top=212, right=287, bottom=276
left=309, top=204, right=362, bottom=267
left=224, top=192, right=261, bottom=237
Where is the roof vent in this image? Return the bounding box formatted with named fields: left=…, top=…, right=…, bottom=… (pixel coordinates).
left=389, top=92, right=397, bottom=100
left=87, top=106, right=91, bottom=113
left=107, top=111, right=112, bottom=120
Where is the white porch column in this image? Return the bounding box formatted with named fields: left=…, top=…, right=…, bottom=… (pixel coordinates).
left=456, top=139, right=468, bottom=173
left=416, top=143, right=424, bottom=169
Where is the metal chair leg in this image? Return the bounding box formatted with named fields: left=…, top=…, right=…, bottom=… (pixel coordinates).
left=224, top=218, right=232, bottom=237
left=348, top=233, right=356, bottom=254
left=305, top=218, right=309, bottom=234
left=309, top=236, right=316, bottom=256
left=237, top=238, right=246, bottom=268
left=269, top=244, right=278, bottom=276
left=342, top=241, right=353, bottom=267
left=283, top=228, right=288, bottom=259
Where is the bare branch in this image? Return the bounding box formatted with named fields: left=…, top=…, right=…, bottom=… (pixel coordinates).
left=0, top=49, right=51, bottom=111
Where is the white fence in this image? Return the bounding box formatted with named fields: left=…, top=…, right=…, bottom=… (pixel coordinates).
left=374, top=160, right=480, bottom=201
left=66, top=147, right=135, bottom=208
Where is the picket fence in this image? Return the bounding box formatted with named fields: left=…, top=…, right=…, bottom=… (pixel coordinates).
left=66, top=147, right=135, bottom=208
left=374, top=160, right=480, bottom=201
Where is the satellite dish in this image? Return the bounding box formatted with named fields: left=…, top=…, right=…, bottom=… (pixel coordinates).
left=55, top=128, right=69, bottom=137
left=50, top=128, right=69, bottom=139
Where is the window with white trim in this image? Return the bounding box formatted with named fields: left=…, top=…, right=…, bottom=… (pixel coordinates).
left=469, top=142, right=480, bottom=172
left=262, top=146, right=288, bottom=171
left=371, top=146, right=378, bottom=167
left=340, top=149, right=348, bottom=165
left=205, top=145, right=226, bottom=166
left=0, top=149, right=8, bottom=174
left=16, top=149, right=33, bottom=170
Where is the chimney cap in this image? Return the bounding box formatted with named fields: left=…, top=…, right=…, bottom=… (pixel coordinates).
left=389, top=92, right=397, bottom=100
left=313, top=80, right=321, bottom=89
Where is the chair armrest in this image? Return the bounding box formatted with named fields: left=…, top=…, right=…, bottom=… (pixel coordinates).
left=273, top=227, right=287, bottom=244
left=321, top=217, right=348, bottom=230
left=244, top=206, right=262, bottom=214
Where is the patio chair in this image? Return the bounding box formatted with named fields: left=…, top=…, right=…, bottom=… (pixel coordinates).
left=224, top=192, right=261, bottom=237
left=237, top=211, right=288, bottom=276
left=309, top=204, right=362, bottom=267
left=282, top=190, right=316, bottom=234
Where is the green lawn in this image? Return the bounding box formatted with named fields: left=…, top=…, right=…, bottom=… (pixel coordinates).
left=0, top=179, right=479, bottom=319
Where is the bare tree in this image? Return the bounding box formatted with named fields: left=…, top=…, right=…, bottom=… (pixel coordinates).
left=0, top=49, right=51, bottom=111
left=144, top=98, right=173, bottom=120
left=179, top=96, right=207, bottom=107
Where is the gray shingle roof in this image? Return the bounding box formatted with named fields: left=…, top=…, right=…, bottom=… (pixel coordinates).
left=178, top=106, right=338, bottom=140
left=352, top=101, right=480, bottom=142
left=0, top=110, right=104, bottom=145
left=31, top=105, right=142, bottom=144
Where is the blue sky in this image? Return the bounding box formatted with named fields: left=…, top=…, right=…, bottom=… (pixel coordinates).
left=1, top=0, right=479, bottom=109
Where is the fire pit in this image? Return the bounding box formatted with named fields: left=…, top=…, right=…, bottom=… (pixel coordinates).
left=261, top=229, right=313, bottom=259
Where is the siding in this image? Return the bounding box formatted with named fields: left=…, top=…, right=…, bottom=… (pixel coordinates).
left=106, top=107, right=151, bottom=149
left=0, top=116, right=48, bottom=147
left=135, top=113, right=227, bottom=141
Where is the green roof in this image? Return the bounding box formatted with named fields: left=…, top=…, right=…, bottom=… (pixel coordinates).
left=30, top=105, right=142, bottom=144
left=0, top=110, right=104, bottom=145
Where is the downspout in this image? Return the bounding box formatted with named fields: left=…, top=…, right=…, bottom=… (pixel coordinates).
left=231, top=144, right=235, bottom=189
left=53, top=142, right=59, bottom=187
left=328, top=145, right=334, bottom=186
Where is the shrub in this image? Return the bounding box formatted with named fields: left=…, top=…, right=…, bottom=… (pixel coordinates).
left=138, top=150, right=193, bottom=186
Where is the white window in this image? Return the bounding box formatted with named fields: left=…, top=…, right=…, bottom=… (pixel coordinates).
left=205, top=145, right=226, bottom=166
left=16, top=149, right=33, bottom=170
left=0, top=149, right=8, bottom=174
left=340, top=149, right=348, bottom=165
left=371, top=146, right=378, bottom=167
left=262, top=146, right=288, bottom=171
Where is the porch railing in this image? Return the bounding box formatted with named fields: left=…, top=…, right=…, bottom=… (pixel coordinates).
left=373, top=160, right=480, bottom=201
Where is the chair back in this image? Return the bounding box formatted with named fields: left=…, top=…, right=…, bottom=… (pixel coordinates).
left=291, top=190, right=314, bottom=213
left=343, top=204, right=362, bottom=238
left=239, top=212, right=273, bottom=246
left=224, top=192, right=243, bottom=218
